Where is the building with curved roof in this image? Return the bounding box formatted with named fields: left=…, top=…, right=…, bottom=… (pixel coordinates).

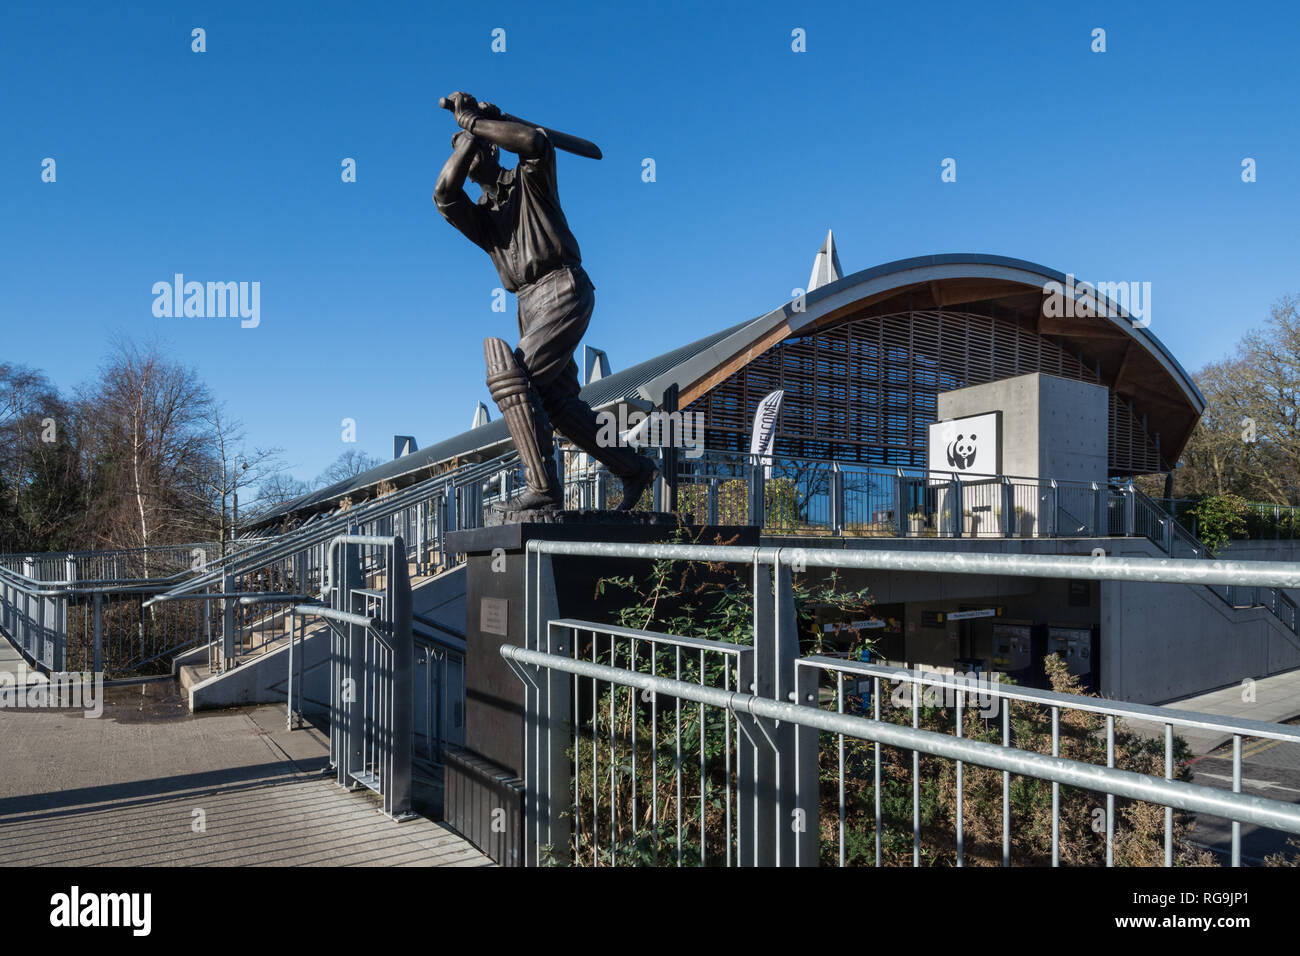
left=254, top=241, right=1204, bottom=527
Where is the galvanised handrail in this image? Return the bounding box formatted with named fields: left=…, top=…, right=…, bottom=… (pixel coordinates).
left=799, top=656, right=1298, bottom=867
left=655, top=447, right=1298, bottom=634
left=505, top=643, right=1300, bottom=866
left=529, top=539, right=1300, bottom=587
left=148, top=450, right=521, bottom=605
left=508, top=538, right=1300, bottom=868
left=0, top=540, right=267, bottom=586
left=0, top=565, right=205, bottom=676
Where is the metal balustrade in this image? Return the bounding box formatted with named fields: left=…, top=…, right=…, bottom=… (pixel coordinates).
left=0, top=451, right=519, bottom=681
left=504, top=540, right=1300, bottom=867
left=0, top=541, right=267, bottom=584
left=294, top=534, right=413, bottom=820
left=0, top=563, right=213, bottom=677
left=139, top=452, right=523, bottom=672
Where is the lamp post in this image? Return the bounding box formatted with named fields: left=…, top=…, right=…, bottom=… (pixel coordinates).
left=232, top=456, right=249, bottom=546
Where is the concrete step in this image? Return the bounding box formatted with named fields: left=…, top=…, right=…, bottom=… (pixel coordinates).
left=178, top=662, right=210, bottom=695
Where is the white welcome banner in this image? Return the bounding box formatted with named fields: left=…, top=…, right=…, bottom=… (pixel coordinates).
left=749, top=389, right=785, bottom=478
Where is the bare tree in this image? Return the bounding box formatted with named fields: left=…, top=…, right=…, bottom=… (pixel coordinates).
left=0, top=365, right=90, bottom=552
left=82, top=337, right=217, bottom=572
left=0, top=364, right=59, bottom=505
left=191, top=404, right=283, bottom=556
left=1177, top=359, right=1258, bottom=497
left=1173, top=296, right=1300, bottom=505
left=1235, top=295, right=1300, bottom=503
left=255, top=472, right=313, bottom=508
left=316, top=449, right=382, bottom=488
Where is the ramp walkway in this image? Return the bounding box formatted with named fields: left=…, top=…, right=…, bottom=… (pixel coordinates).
left=0, top=684, right=489, bottom=867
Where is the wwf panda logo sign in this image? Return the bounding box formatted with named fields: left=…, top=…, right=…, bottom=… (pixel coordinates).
left=928, top=411, right=1000, bottom=480
left=946, top=433, right=978, bottom=470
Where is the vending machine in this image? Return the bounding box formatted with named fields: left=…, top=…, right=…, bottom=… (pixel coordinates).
left=1046, top=625, right=1099, bottom=692
left=991, top=623, right=1034, bottom=686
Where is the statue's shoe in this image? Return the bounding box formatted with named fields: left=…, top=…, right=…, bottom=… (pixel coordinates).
left=502, top=488, right=563, bottom=512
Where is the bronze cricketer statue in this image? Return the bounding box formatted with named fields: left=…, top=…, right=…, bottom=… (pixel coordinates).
left=434, top=91, right=657, bottom=513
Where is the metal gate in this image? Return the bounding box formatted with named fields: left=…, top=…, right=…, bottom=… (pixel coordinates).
left=296, top=533, right=413, bottom=819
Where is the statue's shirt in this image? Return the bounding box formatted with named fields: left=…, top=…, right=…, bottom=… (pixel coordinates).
left=436, top=133, right=583, bottom=293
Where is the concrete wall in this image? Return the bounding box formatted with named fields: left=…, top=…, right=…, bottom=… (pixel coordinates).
left=1217, top=539, right=1300, bottom=563
left=936, top=372, right=1108, bottom=482
left=1097, top=537, right=1300, bottom=703
left=189, top=626, right=332, bottom=712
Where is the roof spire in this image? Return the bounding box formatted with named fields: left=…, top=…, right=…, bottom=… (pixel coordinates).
left=807, top=229, right=843, bottom=292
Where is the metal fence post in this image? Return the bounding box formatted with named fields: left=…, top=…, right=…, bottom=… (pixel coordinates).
left=776, top=552, right=820, bottom=867
left=22, top=557, right=35, bottom=659
left=221, top=569, right=235, bottom=670
left=950, top=477, right=963, bottom=538
left=1091, top=482, right=1105, bottom=537
left=737, top=556, right=776, bottom=865
left=1001, top=477, right=1014, bottom=538
left=436, top=492, right=446, bottom=565
left=830, top=463, right=845, bottom=535
left=523, top=545, right=571, bottom=866
left=1047, top=479, right=1059, bottom=538
left=390, top=536, right=413, bottom=818
left=52, top=594, right=66, bottom=673
left=736, top=553, right=807, bottom=865
left=92, top=592, right=103, bottom=676
left=893, top=470, right=906, bottom=537
left=416, top=501, right=427, bottom=574
left=1124, top=481, right=1136, bottom=536
left=749, top=458, right=765, bottom=528
left=707, top=476, right=719, bottom=525
left=37, top=583, right=47, bottom=669
left=342, top=539, right=366, bottom=788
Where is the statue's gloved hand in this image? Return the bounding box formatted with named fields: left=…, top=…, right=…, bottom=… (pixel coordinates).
left=476, top=100, right=502, bottom=120
left=447, top=91, right=481, bottom=130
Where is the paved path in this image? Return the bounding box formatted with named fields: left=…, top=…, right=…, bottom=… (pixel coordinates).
left=0, top=638, right=44, bottom=686
left=1125, top=668, right=1300, bottom=754
left=1117, top=670, right=1300, bottom=863
left=0, top=685, right=489, bottom=867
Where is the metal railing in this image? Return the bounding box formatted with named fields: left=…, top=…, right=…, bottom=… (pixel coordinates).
left=503, top=540, right=1300, bottom=867
left=0, top=563, right=212, bottom=677
left=1151, top=497, right=1300, bottom=542
left=294, top=534, right=413, bottom=820
left=131, top=452, right=522, bottom=675
left=0, top=540, right=271, bottom=584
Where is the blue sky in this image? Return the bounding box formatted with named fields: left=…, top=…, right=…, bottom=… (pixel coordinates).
left=2, top=1, right=1296, bottom=487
